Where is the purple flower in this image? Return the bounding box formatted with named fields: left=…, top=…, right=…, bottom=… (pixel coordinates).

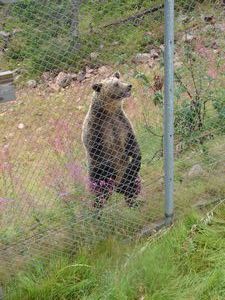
left=89, top=178, right=115, bottom=194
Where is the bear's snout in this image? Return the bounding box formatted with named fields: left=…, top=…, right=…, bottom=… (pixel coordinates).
left=128, top=84, right=132, bottom=91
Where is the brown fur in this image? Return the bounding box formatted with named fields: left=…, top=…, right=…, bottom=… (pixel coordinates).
left=82, top=72, right=141, bottom=209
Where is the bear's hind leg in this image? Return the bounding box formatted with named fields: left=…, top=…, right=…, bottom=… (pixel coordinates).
left=89, top=163, right=116, bottom=210
left=117, top=175, right=141, bottom=208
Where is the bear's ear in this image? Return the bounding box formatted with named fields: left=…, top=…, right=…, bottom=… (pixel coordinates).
left=92, top=83, right=102, bottom=92
left=113, top=71, right=120, bottom=79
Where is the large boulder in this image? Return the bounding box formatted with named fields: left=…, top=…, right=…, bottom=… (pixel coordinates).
left=55, top=72, right=73, bottom=88
left=188, top=164, right=204, bottom=178
left=27, top=79, right=37, bottom=88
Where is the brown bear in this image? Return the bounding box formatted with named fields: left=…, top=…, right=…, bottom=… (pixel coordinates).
left=82, top=72, right=141, bottom=210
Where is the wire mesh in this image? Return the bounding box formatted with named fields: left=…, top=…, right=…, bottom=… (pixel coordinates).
left=0, top=0, right=225, bottom=285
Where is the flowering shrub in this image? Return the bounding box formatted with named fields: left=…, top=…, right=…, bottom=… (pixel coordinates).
left=174, top=36, right=224, bottom=147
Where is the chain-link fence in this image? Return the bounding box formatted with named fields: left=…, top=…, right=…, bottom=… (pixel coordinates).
left=0, top=0, right=225, bottom=284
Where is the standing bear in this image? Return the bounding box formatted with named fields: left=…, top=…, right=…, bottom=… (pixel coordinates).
left=82, top=72, right=141, bottom=209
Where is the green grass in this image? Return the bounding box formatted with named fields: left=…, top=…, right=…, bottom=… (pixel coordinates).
left=0, top=0, right=209, bottom=76
left=0, top=0, right=163, bottom=75
left=4, top=203, right=225, bottom=300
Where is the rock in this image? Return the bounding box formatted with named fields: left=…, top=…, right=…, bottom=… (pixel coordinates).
left=149, top=49, right=160, bottom=59
left=182, top=33, right=195, bottom=43
left=133, top=51, right=159, bottom=64
left=98, top=66, right=109, bottom=75
left=148, top=59, right=155, bottom=68
left=144, top=31, right=152, bottom=37
left=134, top=53, right=151, bottom=64
left=27, top=80, right=37, bottom=88
left=90, top=52, right=99, bottom=60
left=111, top=41, right=119, bottom=46
left=70, top=73, right=77, bottom=80
left=55, top=72, right=72, bottom=88
left=188, top=164, right=204, bottom=178
left=48, top=82, right=60, bottom=92
left=178, top=15, right=189, bottom=23
left=85, top=67, right=94, bottom=78
left=204, top=15, right=216, bottom=25
left=85, top=66, right=94, bottom=74
left=18, top=123, right=25, bottom=129
left=133, top=53, right=152, bottom=64
left=159, top=44, right=165, bottom=52
left=14, top=74, right=22, bottom=82
left=211, top=41, right=218, bottom=49
left=41, top=71, right=52, bottom=82
left=85, top=73, right=92, bottom=79
left=0, top=31, right=10, bottom=38
left=77, top=70, right=86, bottom=82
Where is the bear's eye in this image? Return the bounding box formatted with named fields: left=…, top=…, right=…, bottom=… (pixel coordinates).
left=114, top=82, right=119, bottom=87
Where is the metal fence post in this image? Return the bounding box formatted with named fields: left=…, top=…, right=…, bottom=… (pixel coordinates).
left=164, top=0, right=174, bottom=226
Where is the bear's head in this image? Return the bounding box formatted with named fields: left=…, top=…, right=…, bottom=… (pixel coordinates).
left=92, top=72, right=132, bottom=102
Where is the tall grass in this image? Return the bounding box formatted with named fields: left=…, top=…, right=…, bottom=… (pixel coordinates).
left=4, top=203, right=225, bottom=300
